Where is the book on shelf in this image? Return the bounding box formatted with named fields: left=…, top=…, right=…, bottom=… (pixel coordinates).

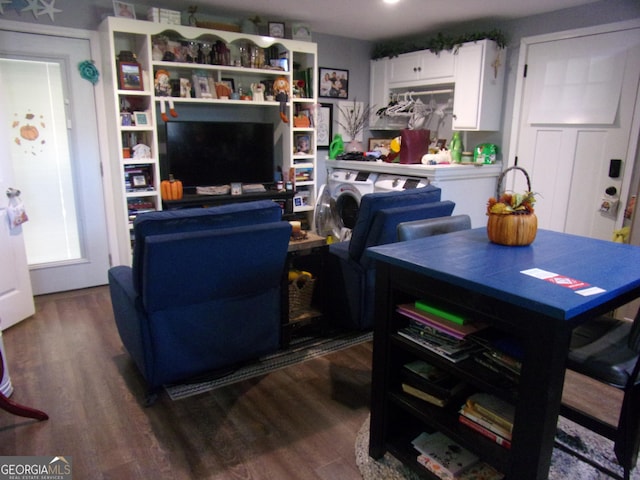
left=412, top=431, right=479, bottom=479
left=459, top=404, right=512, bottom=440
left=458, top=414, right=512, bottom=449
left=417, top=455, right=505, bottom=480
left=397, top=329, right=470, bottom=363
left=465, top=393, right=515, bottom=433
left=402, top=361, right=469, bottom=401
left=414, top=300, right=467, bottom=325
left=402, top=383, right=451, bottom=407
left=397, top=304, right=488, bottom=339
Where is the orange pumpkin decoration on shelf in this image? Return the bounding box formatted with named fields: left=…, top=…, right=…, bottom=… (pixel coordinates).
left=161, top=174, right=183, bottom=200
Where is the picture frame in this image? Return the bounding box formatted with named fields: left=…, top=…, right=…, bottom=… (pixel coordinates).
left=292, top=23, right=312, bottom=42
left=294, top=134, right=311, bottom=154
left=133, top=111, right=149, bottom=126
left=319, top=67, right=349, bottom=98
left=316, top=103, right=333, bottom=148
left=221, top=78, right=235, bottom=94
left=118, top=62, right=143, bottom=90
left=268, top=22, right=285, bottom=38
left=368, top=138, right=393, bottom=153
left=193, top=74, right=213, bottom=99
left=113, top=1, right=136, bottom=19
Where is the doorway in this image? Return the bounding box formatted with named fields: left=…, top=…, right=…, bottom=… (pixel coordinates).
left=0, top=27, right=111, bottom=295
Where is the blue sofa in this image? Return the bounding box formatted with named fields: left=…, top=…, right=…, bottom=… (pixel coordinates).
left=108, top=201, right=291, bottom=401
left=327, top=186, right=455, bottom=330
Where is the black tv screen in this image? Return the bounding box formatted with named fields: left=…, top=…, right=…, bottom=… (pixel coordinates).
left=164, top=121, right=275, bottom=189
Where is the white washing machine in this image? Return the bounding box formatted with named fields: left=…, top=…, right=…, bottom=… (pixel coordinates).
left=374, top=174, right=431, bottom=193
left=327, top=169, right=378, bottom=230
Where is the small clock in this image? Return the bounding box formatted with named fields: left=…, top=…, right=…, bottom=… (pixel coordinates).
left=269, top=22, right=285, bottom=38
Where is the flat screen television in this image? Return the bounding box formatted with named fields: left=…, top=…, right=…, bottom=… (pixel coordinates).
left=164, top=120, right=275, bottom=190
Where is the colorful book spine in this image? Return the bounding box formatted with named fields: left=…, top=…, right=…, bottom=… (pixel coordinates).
left=459, top=415, right=512, bottom=449
left=415, top=300, right=466, bottom=325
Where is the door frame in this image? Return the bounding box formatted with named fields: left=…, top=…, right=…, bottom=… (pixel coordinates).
left=507, top=18, right=640, bottom=231
left=0, top=19, right=121, bottom=267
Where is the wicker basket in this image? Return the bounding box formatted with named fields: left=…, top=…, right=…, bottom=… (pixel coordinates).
left=487, top=166, right=538, bottom=246
left=289, top=273, right=316, bottom=318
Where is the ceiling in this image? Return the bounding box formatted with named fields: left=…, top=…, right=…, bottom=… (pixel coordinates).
left=161, top=0, right=602, bottom=42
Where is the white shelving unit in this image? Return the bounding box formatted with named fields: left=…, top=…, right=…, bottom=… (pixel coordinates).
left=99, top=17, right=318, bottom=264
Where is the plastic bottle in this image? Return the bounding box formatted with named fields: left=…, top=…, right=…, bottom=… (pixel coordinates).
left=450, top=131, right=463, bottom=163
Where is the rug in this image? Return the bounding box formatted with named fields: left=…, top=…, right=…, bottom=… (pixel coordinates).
left=165, top=330, right=373, bottom=400
left=356, top=415, right=640, bottom=479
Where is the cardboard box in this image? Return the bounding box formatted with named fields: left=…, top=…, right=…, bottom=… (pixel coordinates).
left=147, top=8, right=180, bottom=25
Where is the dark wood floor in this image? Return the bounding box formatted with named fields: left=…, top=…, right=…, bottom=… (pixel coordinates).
left=0, top=286, right=621, bottom=479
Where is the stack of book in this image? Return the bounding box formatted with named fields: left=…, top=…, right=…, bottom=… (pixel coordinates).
left=412, top=431, right=504, bottom=479
left=396, top=301, right=487, bottom=363
left=469, top=330, right=523, bottom=385
left=401, top=359, right=469, bottom=407
left=459, top=393, right=514, bottom=449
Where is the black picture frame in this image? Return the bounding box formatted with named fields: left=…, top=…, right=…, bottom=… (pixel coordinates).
left=268, top=22, right=285, bottom=38
left=319, top=67, right=348, bottom=99
left=221, top=77, right=235, bottom=93
left=316, top=103, right=333, bottom=148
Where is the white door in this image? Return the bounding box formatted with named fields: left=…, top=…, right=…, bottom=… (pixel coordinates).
left=0, top=29, right=110, bottom=295
left=511, top=22, right=640, bottom=241
left=0, top=69, right=35, bottom=330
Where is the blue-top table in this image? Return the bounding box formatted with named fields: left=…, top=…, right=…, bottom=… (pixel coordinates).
left=367, top=228, right=640, bottom=479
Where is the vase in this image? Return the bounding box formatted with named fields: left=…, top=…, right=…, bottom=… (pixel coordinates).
left=346, top=139, right=364, bottom=152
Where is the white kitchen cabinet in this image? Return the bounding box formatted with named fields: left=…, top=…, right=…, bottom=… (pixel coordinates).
left=452, top=39, right=505, bottom=131
left=370, top=39, right=505, bottom=132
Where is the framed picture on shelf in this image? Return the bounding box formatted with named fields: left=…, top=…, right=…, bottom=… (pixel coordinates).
left=118, top=62, right=143, bottom=91
left=268, top=22, right=285, bottom=38
left=368, top=138, right=393, bottom=154
left=319, top=67, right=348, bottom=98
left=294, top=134, right=311, bottom=154
left=220, top=78, right=235, bottom=94
left=133, top=111, right=149, bottom=126
left=193, top=74, right=213, bottom=98
left=113, top=1, right=136, bottom=19
left=316, top=103, right=333, bottom=148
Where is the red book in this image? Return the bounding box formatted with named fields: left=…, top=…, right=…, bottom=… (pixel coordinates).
left=459, top=415, right=512, bottom=449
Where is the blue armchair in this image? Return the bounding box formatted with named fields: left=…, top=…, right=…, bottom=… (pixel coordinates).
left=326, top=186, right=455, bottom=330
left=108, top=201, right=291, bottom=402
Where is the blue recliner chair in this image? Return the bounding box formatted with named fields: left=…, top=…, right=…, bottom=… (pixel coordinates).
left=108, top=201, right=291, bottom=403
left=326, top=186, right=455, bottom=330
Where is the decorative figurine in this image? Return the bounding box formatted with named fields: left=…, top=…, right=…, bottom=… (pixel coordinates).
left=251, top=82, right=265, bottom=102
left=273, top=76, right=290, bottom=123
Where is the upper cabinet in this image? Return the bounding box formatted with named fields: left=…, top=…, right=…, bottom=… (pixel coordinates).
left=452, top=39, right=505, bottom=131
left=370, top=39, right=505, bottom=131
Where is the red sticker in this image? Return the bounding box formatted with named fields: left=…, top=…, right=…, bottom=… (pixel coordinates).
left=545, top=275, right=590, bottom=290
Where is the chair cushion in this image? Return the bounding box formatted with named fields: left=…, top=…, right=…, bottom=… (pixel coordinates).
left=131, top=200, right=282, bottom=293
left=348, top=186, right=442, bottom=261
left=567, top=316, right=638, bottom=388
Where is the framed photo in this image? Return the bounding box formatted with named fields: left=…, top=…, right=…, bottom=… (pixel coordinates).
left=316, top=103, right=333, bottom=148
left=319, top=67, right=349, bottom=98
left=292, top=23, right=312, bottom=42
left=268, top=22, right=285, bottom=38
left=294, top=134, right=311, bottom=154
left=113, top=1, right=136, bottom=19
left=221, top=78, right=235, bottom=93
left=133, top=111, right=149, bottom=126
left=118, top=62, right=143, bottom=90
left=193, top=74, right=213, bottom=99
left=369, top=138, right=393, bottom=154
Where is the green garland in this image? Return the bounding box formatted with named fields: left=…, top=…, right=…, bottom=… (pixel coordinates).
left=371, top=30, right=507, bottom=59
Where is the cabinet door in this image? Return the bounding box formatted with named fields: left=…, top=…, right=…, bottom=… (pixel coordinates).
left=388, top=51, right=423, bottom=84
left=453, top=40, right=505, bottom=131
left=369, top=58, right=389, bottom=127
left=421, top=49, right=455, bottom=82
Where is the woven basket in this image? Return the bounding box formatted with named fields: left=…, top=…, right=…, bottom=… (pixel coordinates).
left=289, top=273, right=316, bottom=318
left=487, top=166, right=538, bottom=246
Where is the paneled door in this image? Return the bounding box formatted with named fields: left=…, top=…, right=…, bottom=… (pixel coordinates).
left=0, top=27, right=110, bottom=296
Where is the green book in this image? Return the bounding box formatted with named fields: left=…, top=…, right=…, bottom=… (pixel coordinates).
left=414, top=300, right=466, bottom=325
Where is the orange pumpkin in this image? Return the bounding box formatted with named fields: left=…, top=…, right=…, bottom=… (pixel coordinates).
left=161, top=174, right=183, bottom=200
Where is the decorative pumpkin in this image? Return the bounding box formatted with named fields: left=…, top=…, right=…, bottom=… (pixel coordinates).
left=161, top=174, right=183, bottom=200
left=20, top=124, right=39, bottom=141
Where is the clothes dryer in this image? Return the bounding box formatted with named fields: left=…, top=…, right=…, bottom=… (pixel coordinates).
left=374, top=174, right=430, bottom=193
left=327, top=169, right=378, bottom=230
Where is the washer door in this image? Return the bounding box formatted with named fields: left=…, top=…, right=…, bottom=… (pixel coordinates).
left=335, top=191, right=360, bottom=230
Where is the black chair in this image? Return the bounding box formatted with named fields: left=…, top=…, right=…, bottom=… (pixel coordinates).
left=559, top=306, right=640, bottom=480
left=397, top=214, right=471, bottom=241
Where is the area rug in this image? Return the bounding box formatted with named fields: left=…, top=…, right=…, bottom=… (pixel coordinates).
left=356, top=415, right=639, bottom=479
left=165, top=330, right=373, bottom=400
